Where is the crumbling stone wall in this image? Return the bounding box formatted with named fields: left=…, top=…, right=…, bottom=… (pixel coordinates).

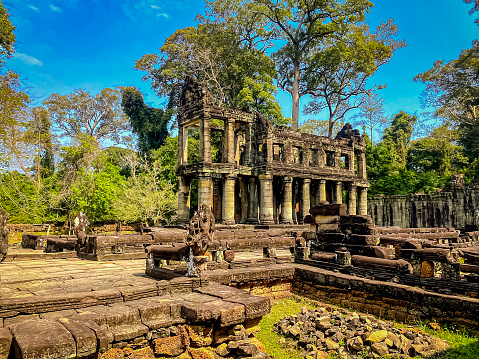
left=368, top=178, right=479, bottom=231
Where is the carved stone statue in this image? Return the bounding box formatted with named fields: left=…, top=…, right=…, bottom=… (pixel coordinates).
left=0, top=207, right=9, bottom=263
left=185, top=204, right=215, bottom=256
left=73, top=211, right=90, bottom=247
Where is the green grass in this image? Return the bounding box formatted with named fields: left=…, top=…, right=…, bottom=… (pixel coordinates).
left=257, top=295, right=479, bottom=359
left=257, top=296, right=318, bottom=359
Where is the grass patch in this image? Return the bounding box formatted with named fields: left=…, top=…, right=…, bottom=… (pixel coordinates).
left=258, top=295, right=479, bottom=359
left=257, top=296, right=320, bottom=359
left=395, top=321, right=479, bottom=359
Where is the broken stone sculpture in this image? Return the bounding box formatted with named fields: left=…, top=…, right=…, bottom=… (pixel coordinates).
left=186, top=204, right=215, bottom=257
left=73, top=211, right=90, bottom=247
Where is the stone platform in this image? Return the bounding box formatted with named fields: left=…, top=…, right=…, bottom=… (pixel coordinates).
left=0, top=253, right=281, bottom=359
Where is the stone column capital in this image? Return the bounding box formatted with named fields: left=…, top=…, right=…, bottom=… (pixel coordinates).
left=303, top=178, right=311, bottom=184
left=258, top=174, right=273, bottom=182
left=283, top=176, right=293, bottom=183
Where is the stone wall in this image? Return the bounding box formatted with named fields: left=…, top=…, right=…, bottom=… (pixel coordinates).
left=368, top=180, right=479, bottom=231
left=292, top=264, right=479, bottom=330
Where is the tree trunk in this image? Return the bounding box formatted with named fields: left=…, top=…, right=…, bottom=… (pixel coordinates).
left=328, top=115, right=334, bottom=138
left=291, top=64, right=300, bottom=130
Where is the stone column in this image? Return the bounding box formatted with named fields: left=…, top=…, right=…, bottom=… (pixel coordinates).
left=259, top=174, right=274, bottom=225
left=245, top=123, right=253, bottom=166
left=198, top=173, right=212, bottom=210
left=358, top=152, right=367, bottom=179
left=223, top=118, right=235, bottom=164
left=177, top=176, right=191, bottom=225
left=281, top=176, right=293, bottom=224
left=177, top=125, right=184, bottom=165
left=222, top=175, right=236, bottom=225
left=199, top=117, right=211, bottom=163
left=247, top=177, right=259, bottom=224
left=319, top=180, right=327, bottom=203
left=300, top=178, right=311, bottom=223
left=348, top=184, right=357, bottom=215
left=334, top=181, right=343, bottom=204
left=358, top=187, right=368, bottom=215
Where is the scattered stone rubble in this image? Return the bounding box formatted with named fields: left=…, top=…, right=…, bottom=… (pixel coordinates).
left=274, top=306, right=450, bottom=359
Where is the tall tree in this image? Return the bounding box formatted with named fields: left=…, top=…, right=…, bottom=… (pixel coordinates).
left=351, top=91, right=388, bottom=145
left=205, top=0, right=375, bottom=129
left=23, top=107, right=55, bottom=186
left=121, top=87, right=171, bottom=155
left=303, top=21, right=404, bottom=137
left=414, top=41, right=479, bottom=158
left=382, top=111, right=417, bottom=167
left=44, top=88, right=130, bottom=147
left=135, top=23, right=284, bottom=124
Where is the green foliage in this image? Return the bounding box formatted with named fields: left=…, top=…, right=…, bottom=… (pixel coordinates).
left=414, top=41, right=479, bottom=160
left=407, top=125, right=469, bottom=176
left=148, top=136, right=179, bottom=188
left=136, top=22, right=283, bottom=122
left=70, top=163, right=126, bottom=223
left=382, top=111, right=417, bottom=167
left=112, top=154, right=177, bottom=225
left=299, top=119, right=344, bottom=137
left=121, top=86, right=171, bottom=155
left=0, top=1, right=15, bottom=64
left=44, top=88, right=130, bottom=146
left=304, top=21, right=405, bottom=137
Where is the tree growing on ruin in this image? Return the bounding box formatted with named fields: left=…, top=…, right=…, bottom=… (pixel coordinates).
left=135, top=23, right=285, bottom=125
left=205, top=0, right=383, bottom=130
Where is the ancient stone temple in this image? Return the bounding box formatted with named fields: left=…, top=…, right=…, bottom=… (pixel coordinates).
left=177, top=77, right=369, bottom=225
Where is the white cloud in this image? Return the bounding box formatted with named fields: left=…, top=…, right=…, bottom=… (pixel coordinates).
left=28, top=4, right=40, bottom=12
left=13, top=53, right=43, bottom=66
left=122, top=1, right=170, bottom=20
left=49, top=4, right=62, bottom=13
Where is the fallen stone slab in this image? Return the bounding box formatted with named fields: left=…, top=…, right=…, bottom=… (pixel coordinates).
left=225, top=295, right=270, bottom=320
left=10, top=319, right=76, bottom=359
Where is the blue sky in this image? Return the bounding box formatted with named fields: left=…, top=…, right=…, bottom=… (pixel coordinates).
left=7, top=0, right=479, bottom=140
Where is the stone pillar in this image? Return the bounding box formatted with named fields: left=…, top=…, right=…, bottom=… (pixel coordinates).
left=348, top=184, right=357, bottom=215
left=198, top=173, right=212, bottom=210
left=199, top=118, right=211, bottom=163
left=281, top=176, right=293, bottom=224
left=259, top=174, right=274, bottom=225
left=247, top=177, right=259, bottom=224
left=177, top=176, right=191, bottom=225
left=223, top=118, right=235, bottom=164
left=300, top=179, right=311, bottom=223
left=334, top=181, right=343, bottom=204
left=319, top=180, right=326, bottom=203
left=358, top=152, right=367, bottom=179
left=358, top=187, right=368, bottom=215
left=222, top=175, right=236, bottom=225
left=177, top=125, right=184, bottom=165
left=239, top=178, right=248, bottom=223
left=245, top=123, right=253, bottom=166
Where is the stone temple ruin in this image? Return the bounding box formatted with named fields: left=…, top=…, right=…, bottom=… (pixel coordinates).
left=1, top=78, right=479, bottom=359
left=177, top=76, right=369, bottom=226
